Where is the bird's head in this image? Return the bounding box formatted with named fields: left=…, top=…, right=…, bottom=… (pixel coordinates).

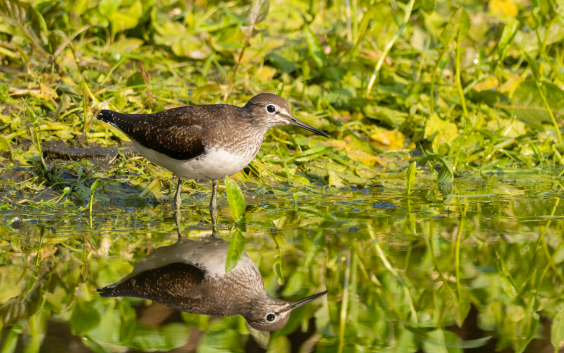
left=243, top=290, right=328, bottom=331
left=244, top=93, right=329, bottom=137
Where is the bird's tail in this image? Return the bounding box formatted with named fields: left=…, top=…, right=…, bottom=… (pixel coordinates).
left=96, top=280, right=138, bottom=298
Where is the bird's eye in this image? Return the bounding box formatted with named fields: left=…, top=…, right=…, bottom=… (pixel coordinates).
left=266, top=313, right=276, bottom=322
left=266, top=105, right=276, bottom=113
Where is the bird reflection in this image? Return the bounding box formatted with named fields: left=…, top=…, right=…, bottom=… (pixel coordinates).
left=96, top=210, right=327, bottom=332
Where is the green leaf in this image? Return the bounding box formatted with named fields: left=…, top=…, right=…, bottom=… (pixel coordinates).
left=498, top=20, right=520, bottom=63
left=326, top=164, right=345, bottom=188
left=225, top=176, right=246, bottom=220
left=292, top=146, right=333, bottom=163
left=99, top=0, right=121, bottom=17
left=524, top=52, right=542, bottom=82
left=0, top=136, right=10, bottom=152
left=90, top=178, right=101, bottom=194
left=225, top=230, right=246, bottom=273
left=70, top=299, right=101, bottom=334
left=438, top=8, right=470, bottom=50
left=421, top=0, right=435, bottom=13
left=304, top=25, right=326, bottom=68
left=438, top=283, right=469, bottom=327
left=273, top=261, right=284, bottom=285
left=406, top=161, right=416, bottom=195
left=109, top=2, right=142, bottom=36
left=512, top=79, right=564, bottom=125
left=347, top=130, right=383, bottom=154
left=516, top=314, right=539, bottom=353
left=551, top=309, right=564, bottom=349
left=245, top=321, right=270, bottom=349
left=419, top=153, right=454, bottom=184
left=457, top=8, right=471, bottom=37
left=437, top=164, right=453, bottom=184
left=0, top=0, right=49, bottom=46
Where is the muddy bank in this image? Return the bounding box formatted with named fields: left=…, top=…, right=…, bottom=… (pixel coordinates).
left=42, top=140, right=137, bottom=163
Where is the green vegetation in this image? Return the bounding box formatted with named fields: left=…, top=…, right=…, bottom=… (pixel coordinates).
left=1, top=0, right=564, bottom=351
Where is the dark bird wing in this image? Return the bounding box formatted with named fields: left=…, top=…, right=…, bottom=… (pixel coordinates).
left=97, top=106, right=213, bottom=160
left=96, top=263, right=222, bottom=315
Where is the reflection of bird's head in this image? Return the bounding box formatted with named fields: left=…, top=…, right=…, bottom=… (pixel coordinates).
left=244, top=291, right=328, bottom=331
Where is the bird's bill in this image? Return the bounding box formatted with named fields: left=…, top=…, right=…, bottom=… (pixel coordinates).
left=290, top=117, right=329, bottom=138
left=290, top=290, right=329, bottom=309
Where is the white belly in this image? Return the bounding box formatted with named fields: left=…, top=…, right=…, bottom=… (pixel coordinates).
left=120, top=238, right=257, bottom=283
left=132, top=141, right=255, bottom=180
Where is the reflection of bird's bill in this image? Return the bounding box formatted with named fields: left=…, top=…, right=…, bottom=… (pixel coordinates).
left=290, top=290, right=329, bottom=309
left=289, top=117, right=329, bottom=138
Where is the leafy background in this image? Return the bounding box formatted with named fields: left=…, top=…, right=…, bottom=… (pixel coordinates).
left=1, top=0, right=564, bottom=351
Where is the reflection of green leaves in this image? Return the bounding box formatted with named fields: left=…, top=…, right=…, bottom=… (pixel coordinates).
left=70, top=299, right=101, bottom=334
left=406, top=162, right=416, bottom=195
left=438, top=284, right=470, bottom=327
left=124, top=323, right=190, bottom=351
left=225, top=176, right=246, bottom=220
left=225, top=230, right=246, bottom=273
left=272, top=234, right=285, bottom=285
left=551, top=309, right=564, bottom=350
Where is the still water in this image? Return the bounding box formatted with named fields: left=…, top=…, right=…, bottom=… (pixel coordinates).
left=1, top=170, right=563, bottom=352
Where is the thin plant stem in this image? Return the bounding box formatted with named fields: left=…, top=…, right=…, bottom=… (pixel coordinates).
left=337, top=254, right=351, bottom=353
left=369, top=226, right=418, bottom=324
left=366, top=0, right=415, bottom=95
left=455, top=33, right=468, bottom=118
left=533, top=78, right=562, bottom=143
left=224, top=13, right=260, bottom=102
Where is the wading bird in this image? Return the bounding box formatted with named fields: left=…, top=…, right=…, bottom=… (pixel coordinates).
left=97, top=93, right=328, bottom=209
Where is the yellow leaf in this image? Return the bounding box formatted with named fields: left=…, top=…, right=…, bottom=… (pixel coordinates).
left=322, top=139, right=351, bottom=151
left=326, top=164, right=345, bottom=187
left=108, top=125, right=130, bottom=142
left=255, top=66, right=277, bottom=82
left=369, top=130, right=405, bottom=149
left=486, top=118, right=526, bottom=138
left=473, top=77, right=499, bottom=92
left=347, top=150, right=379, bottom=166
left=425, top=115, right=459, bottom=153
left=489, top=0, right=518, bottom=17
left=499, top=75, right=523, bottom=95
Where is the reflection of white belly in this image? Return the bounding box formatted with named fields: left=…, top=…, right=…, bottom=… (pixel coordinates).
left=132, top=141, right=254, bottom=180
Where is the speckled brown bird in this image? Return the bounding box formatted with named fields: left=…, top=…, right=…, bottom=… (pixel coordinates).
left=97, top=93, right=329, bottom=210
left=96, top=237, right=328, bottom=331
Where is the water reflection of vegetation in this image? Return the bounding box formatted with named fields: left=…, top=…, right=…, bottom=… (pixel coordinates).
left=1, top=174, right=564, bottom=352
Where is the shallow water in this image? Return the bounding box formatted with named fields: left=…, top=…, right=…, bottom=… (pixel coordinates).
left=1, top=170, right=564, bottom=352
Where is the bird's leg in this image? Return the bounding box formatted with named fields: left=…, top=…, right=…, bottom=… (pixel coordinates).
left=174, top=179, right=182, bottom=211
left=209, top=180, right=218, bottom=211
left=210, top=180, right=218, bottom=237
left=175, top=209, right=182, bottom=240
left=210, top=205, right=219, bottom=238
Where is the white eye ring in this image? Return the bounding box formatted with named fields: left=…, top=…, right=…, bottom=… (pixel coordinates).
left=266, top=105, right=276, bottom=113
left=266, top=313, right=276, bottom=322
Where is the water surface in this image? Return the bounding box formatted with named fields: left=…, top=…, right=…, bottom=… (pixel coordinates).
left=1, top=170, right=563, bottom=352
